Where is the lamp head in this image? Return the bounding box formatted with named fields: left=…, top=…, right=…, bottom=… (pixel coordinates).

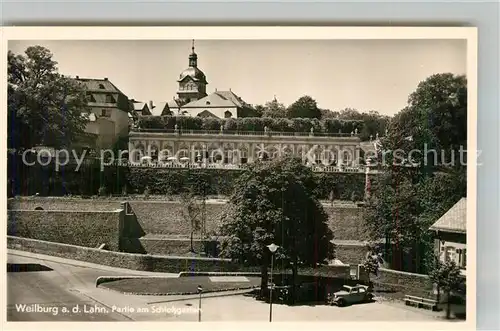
left=267, top=243, right=279, bottom=253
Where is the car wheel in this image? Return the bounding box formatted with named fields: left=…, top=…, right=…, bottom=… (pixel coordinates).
left=366, top=293, right=374, bottom=302
left=336, top=299, right=345, bottom=307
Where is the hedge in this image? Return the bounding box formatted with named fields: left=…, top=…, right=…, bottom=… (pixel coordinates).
left=137, top=116, right=363, bottom=135
left=8, top=154, right=368, bottom=199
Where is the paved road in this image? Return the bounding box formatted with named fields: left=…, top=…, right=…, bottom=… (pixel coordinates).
left=6, top=251, right=447, bottom=323
left=7, top=252, right=138, bottom=321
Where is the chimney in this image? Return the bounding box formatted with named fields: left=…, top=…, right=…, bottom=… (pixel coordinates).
left=104, top=77, right=108, bottom=81
left=149, top=100, right=154, bottom=109
left=76, top=75, right=79, bottom=79
left=215, top=88, right=217, bottom=92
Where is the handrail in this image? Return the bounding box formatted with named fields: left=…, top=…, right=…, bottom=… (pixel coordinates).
left=131, top=128, right=359, bottom=138
left=107, top=161, right=377, bottom=173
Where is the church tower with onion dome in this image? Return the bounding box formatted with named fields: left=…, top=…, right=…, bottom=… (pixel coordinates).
left=176, top=40, right=208, bottom=105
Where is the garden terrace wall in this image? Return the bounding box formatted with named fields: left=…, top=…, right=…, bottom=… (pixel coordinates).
left=7, top=236, right=240, bottom=273
left=371, top=268, right=435, bottom=298
left=7, top=198, right=368, bottom=252
left=7, top=209, right=122, bottom=251
left=335, top=242, right=369, bottom=264
left=126, top=200, right=365, bottom=241
left=7, top=197, right=122, bottom=211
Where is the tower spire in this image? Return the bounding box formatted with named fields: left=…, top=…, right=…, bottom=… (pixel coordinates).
left=189, top=39, right=198, bottom=67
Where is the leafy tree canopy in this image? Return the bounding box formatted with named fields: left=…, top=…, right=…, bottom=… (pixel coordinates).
left=383, top=73, right=467, bottom=167
left=286, top=95, right=322, bottom=119
left=8, top=46, right=89, bottom=149
left=262, top=98, right=287, bottom=118
left=218, top=157, right=335, bottom=268
left=364, top=73, right=467, bottom=273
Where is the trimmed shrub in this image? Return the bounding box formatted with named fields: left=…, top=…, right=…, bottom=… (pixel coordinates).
left=137, top=116, right=364, bottom=135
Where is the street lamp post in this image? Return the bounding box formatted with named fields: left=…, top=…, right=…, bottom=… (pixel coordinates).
left=197, top=285, right=203, bottom=322
left=267, top=243, right=279, bottom=322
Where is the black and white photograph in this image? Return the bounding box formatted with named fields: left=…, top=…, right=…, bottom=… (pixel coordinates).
left=2, top=27, right=477, bottom=327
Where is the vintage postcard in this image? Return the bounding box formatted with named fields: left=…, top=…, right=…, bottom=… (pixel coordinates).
left=1, top=27, right=477, bottom=330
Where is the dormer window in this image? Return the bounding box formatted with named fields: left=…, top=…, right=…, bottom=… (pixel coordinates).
left=98, top=83, right=105, bottom=89
left=206, top=101, right=211, bottom=105
left=86, top=92, right=96, bottom=102
left=105, top=94, right=116, bottom=103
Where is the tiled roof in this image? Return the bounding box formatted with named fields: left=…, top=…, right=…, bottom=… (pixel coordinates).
left=133, top=102, right=146, bottom=111
left=74, top=78, right=121, bottom=93
left=182, top=91, right=240, bottom=109
left=215, top=90, right=249, bottom=108
left=429, top=198, right=467, bottom=233
left=166, top=100, right=181, bottom=110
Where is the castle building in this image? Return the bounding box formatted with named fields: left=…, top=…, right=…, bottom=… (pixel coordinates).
left=127, top=41, right=363, bottom=171
left=148, top=41, right=257, bottom=119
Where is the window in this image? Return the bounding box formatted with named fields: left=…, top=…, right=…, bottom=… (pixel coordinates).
left=444, top=246, right=456, bottom=263
left=150, top=146, right=159, bottom=161
left=105, top=94, right=116, bottom=103
left=224, top=111, right=232, bottom=118
left=101, top=109, right=111, bottom=117
left=457, top=249, right=466, bottom=268
left=206, top=101, right=211, bottom=105
left=98, top=84, right=105, bottom=89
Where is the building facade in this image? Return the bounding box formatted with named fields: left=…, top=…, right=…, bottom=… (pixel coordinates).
left=128, top=129, right=362, bottom=170
left=76, top=77, right=132, bottom=149
left=430, top=197, right=467, bottom=275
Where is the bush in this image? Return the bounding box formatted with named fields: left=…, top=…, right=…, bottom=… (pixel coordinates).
left=8, top=155, right=369, bottom=199
left=137, top=116, right=365, bottom=135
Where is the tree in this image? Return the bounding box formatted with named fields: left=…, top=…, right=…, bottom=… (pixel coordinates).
left=363, top=73, right=467, bottom=273
left=218, top=158, right=335, bottom=300
left=180, top=189, right=203, bottom=253
left=384, top=73, right=467, bottom=168
left=8, top=46, right=89, bottom=149
left=286, top=95, right=322, bottom=119
left=262, top=98, right=287, bottom=118
left=320, top=108, right=340, bottom=119
left=337, top=108, right=390, bottom=141
left=428, top=257, right=465, bottom=319
left=362, top=255, right=380, bottom=287
left=253, top=104, right=265, bottom=117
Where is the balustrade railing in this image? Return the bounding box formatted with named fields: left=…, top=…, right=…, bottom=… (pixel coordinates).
left=131, top=128, right=358, bottom=138
left=109, top=160, right=374, bottom=173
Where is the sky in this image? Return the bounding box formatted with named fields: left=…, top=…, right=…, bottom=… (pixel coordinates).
left=8, top=39, right=466, bottom=116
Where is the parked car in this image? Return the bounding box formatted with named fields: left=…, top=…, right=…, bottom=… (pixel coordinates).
left=327, top=284, right=373, bottom=307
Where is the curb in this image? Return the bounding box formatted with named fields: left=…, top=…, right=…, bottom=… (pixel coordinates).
left=96, top=275, right=179, bottom=287
left=96, top=273, right=262, bottom=287
left=99, top=283, right=260, bottom=296
left=178, top=271, right=261, bottom=277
